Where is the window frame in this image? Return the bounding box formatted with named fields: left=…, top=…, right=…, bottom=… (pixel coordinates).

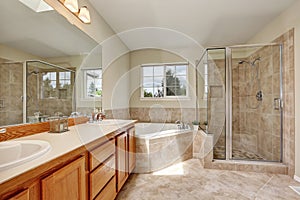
left=82, top=68, right=102, bottom=100
left=140, top=63, right=189, bottom=100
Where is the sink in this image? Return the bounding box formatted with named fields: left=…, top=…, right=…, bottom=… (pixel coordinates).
left=0, top=140, right=51, bottom=171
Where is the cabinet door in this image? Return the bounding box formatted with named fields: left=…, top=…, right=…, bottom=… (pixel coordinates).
left=116, top=132, right=128, bottom=192
left=128, top=128, right=136, bottom=174
left=8, top=190, right=29, bottom=200
left=41, top=156, right=86, bottom=200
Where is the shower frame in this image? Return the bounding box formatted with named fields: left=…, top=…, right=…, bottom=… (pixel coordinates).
left=198, top=43, right=283, bottom=162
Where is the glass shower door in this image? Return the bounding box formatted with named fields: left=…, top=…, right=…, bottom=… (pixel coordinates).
left=230, top=44, right=282, bottom=162
left=205, top=48, right=227, bottom=160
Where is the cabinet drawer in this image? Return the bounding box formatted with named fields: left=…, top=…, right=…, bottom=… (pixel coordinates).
left=8, top=189, right=29, bottom=200
left=89, top=140, right=115, bottom=171
left=94, top=177, right=116, bottom=200
left=90, top=155, right=115, bottom=199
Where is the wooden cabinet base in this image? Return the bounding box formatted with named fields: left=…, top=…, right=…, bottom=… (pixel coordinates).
left=41, top=156, right=86, bottom=200
left=94, top=177, right=117, bottom=200
left=1, top=124, right=136, bottom=200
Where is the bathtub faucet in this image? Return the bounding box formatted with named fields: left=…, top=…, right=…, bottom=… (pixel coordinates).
left=175, top=120, right=189, bottom=130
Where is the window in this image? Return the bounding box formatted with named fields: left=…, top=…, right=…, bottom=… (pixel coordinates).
left=59, top=71, right=71, bottom=88
left=42, top=72, right=57, bottom=98
left=84, top=69, right=102, bottom=98
left=141, top=64, right=188, bottom=98
left=42, top=71, right=73, bottom=99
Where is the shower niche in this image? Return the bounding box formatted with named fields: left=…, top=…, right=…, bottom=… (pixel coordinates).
left=198, top=44, right=283, bottom=162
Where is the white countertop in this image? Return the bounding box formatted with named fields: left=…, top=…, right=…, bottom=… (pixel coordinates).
left=0, top=120, right=136, bottom=184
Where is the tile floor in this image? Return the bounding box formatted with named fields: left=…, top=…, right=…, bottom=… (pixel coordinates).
left=117, top=159, right=300, bottom=200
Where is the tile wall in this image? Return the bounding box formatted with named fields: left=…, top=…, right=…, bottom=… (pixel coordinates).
left=0, top=59, right=23, bottom=126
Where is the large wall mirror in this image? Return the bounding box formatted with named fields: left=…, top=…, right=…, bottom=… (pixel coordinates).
left=0, top=0, right=101, bottom=127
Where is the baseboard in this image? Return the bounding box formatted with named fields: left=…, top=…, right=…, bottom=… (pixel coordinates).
left=294, top=175, right=300, bottom=183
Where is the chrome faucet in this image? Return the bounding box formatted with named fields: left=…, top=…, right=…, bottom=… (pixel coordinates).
left=175, top=120, right=189, bottom=130
left=70, top=112, right=81, bottom=118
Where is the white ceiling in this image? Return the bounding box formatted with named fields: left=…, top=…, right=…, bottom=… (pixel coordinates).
left=90, top=0, right=296, bottom=48
left=0, top=0, right=97, bottom=58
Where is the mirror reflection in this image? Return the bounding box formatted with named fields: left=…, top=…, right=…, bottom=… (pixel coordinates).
left=26, top=61, right=76, bottom=123
left=0, top=0, right=99, bottom=127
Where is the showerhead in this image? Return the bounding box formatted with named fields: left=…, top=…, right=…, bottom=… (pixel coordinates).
left=238, top=57, right=261, bottom=66
left=238, top=60, right=249, bottom=65
left=252, top=57, right=261, bottom=65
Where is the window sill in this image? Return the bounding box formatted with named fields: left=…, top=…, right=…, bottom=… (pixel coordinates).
left=79, top=97, right=102, bottom=101
left=140, top=97, right=191, bottom=101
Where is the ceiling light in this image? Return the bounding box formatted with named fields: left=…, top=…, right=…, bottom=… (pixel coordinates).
left=63, top=0, right=78, bottom=13
left=58, top=0, right=91, bottom=24
left=78, top=6, right=91, bottom=24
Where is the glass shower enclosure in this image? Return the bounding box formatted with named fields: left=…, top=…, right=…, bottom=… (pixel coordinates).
left=25, top=60, right=76, bottom=123
left=197, top=44, right=283, bottom=162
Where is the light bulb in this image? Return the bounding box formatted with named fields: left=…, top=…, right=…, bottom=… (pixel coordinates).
left=64, top=0, right=78, bottom=13
left=78, top=6, right=91, bottom=24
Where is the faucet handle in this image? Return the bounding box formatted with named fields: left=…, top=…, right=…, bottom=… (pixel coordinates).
left=175, top=120, right=181, bottom=124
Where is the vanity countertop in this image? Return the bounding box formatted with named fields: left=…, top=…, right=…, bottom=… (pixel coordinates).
left=0, top=120, right=136, bottom=184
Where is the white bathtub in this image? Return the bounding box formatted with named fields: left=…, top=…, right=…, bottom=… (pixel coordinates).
left=134, top=123, right=193, bottom=173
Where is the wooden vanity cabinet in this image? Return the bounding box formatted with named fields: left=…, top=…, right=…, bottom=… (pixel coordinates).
left=1, top=124, right=136, bottom=200
left=116, top=132, right=129, bottom=192
left=7, top=190, right=29, bottom=200
left=128, top=128, right=136, bottom=174
left=41, top=156, right=87, bottom=200
left=88, top=138, right=116, bottom=200
left=116, top=127, right=136, bottom=193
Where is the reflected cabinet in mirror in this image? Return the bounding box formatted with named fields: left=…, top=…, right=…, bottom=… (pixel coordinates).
left=0, top=0, right=101, bottom=127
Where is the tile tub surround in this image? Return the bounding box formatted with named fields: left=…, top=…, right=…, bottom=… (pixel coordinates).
left=105, top=108, right=131, bottom=120
left=135, top=124, right=193, bottom=173
left=117, top=159, right=300, bottom=200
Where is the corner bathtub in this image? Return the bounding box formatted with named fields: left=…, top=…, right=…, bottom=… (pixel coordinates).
left=134, top=123, right=193, bottom=173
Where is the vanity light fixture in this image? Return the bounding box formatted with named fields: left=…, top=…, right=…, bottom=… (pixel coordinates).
left=78, top=6, right=91, bottom=24
left=63, top=0, right=78, bottom=13
left=59, top=0, right=91, bottom=24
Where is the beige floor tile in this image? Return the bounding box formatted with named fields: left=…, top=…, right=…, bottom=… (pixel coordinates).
left=117, top=159, right=300, bottom=200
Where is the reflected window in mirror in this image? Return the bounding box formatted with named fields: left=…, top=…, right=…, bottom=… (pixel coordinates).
left=84, top=69, right=102, bottom=98
left=41, top=71, right=74, bottom=99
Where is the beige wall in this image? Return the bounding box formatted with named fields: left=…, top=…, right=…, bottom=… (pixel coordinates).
left=248, top=0, right=300, bottom=178
left=0, top=44, right=41, bottom=61
left=102, top=53, right=130, bottom=110
left=129, top=49, right=197, bottom=109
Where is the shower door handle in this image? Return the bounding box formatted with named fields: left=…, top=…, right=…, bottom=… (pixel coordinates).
left=274, top=98, right=281, bottom=110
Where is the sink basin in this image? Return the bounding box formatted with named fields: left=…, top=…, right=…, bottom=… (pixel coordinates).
left=0, top=140, right=51, bottom=171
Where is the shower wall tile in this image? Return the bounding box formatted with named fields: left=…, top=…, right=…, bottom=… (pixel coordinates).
left=0, top=62, right=23, bottom=126
left=105, top=108, right=130, bottom=120
left=273, top=28, right=295, bottom=176
left=129, top=107, right=197, bottom=123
